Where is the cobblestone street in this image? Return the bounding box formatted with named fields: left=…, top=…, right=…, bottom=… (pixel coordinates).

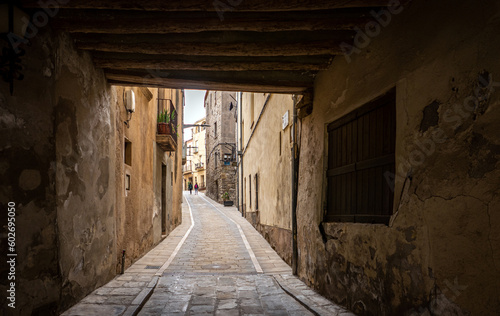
left=62, top=193, right=355, bottom=316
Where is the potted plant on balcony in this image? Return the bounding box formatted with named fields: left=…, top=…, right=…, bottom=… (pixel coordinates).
left=222, top=192, right=233, bottom=206
left=157, top=109, right=176, bottom=135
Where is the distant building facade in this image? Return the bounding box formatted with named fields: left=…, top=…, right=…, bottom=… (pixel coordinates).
left=183, top=117, right=207, bottom=191
left=205, top=91, right=237, bottom=203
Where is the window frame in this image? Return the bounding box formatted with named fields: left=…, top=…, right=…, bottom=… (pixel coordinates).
left=325, top=89, right=396, bottom=225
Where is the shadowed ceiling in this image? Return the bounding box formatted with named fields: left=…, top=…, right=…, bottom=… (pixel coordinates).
left=21, top=0, right=402, bottom=93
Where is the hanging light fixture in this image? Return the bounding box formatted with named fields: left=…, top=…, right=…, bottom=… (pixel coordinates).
left=0, top=2, right=30, bottom=95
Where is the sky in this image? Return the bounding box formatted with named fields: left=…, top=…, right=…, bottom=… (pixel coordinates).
left=183, top=89, right=207, bottom=141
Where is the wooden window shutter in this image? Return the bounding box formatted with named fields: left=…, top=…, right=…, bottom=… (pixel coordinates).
left=326, top=89, right=396, bottom=224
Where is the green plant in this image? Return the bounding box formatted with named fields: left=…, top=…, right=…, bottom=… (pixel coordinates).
left=157, top=109, right=173, bottom=123
left=222, top=192, right=230, bottom=201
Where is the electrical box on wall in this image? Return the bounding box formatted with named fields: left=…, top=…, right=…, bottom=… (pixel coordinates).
left=125, top=90, right=136, bottom=113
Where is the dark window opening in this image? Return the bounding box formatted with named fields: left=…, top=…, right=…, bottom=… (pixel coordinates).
left=124, top=139, right=132, bottom=166
left=326, top=89, right=396, bottom=224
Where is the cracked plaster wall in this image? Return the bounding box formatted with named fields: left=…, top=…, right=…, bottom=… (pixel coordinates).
left=239, top=93, right=294, bottom=265
left=53, top=32, right=117, bottom=313
left=1, top=29, right=117, bottom=315
left=0, top=28, right=184, bottom=316
left=297, top=0, right=500, bottom=315
left=114, top=87, right=183, bottom=273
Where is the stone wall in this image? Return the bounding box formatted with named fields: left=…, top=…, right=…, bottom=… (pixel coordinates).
left=0, top=29, right=183, bottom=315
left=297, top=0, right=500, bottom=315
left=0, top=29, right=116, bottom=315
left=205, top=91, right=238, bottom=203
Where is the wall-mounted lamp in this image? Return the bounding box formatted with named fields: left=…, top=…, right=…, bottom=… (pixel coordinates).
left=123, top=89, right=135, bottom=127
left=0, top=3, right=30, bottom=95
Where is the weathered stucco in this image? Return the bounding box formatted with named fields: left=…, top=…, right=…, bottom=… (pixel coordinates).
left=54, top=34, right=117, bottom=312
left=239, top=93, right=294, bottom=264
left=296, top=0, right=500, bottom=314
left=113, top=86, right=182, bottom=272
left=1, top=29, right=183, bottom=315
left=0, top=29, right=117, bottom=315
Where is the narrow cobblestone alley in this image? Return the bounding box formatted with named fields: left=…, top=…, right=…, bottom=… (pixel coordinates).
left=61, top=193, right=355, bottom=316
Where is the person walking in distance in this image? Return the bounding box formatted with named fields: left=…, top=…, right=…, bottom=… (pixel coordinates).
left=194, top=182, right=199, bottom=195
left=188, top=182, right=193, bottom=195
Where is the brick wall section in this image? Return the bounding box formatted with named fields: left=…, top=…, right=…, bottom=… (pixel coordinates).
left=205, top=91, right=237, bottom=203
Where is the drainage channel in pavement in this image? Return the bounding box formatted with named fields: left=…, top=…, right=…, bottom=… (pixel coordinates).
left=136, top=273, right=317, bottom=316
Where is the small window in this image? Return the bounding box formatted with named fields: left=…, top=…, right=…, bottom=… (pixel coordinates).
left=326, top=89, right=396, bottom=224
left=171, top=172, right=173, bottom=185
left=124, top=139, right=132, bottom=166
left=214, top=122, right=218, bottom=138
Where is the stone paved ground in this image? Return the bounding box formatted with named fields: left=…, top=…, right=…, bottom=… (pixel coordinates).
left=61, top=193, right=355, bottom=316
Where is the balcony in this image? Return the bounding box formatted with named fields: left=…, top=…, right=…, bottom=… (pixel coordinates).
left=195, top=162, right=204, bottom=170
left=156, top=99, right=178, bottom=152
left=183, top=164, right=193, bottom=174
left=156, top=124, right=177, bottom=152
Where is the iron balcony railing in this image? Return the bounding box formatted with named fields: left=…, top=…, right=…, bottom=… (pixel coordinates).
left=183, top=164, right=193, bottom=173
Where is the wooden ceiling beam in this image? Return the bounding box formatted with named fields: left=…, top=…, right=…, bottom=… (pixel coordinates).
left=72, top=30, right=355, bottom=45
left=106, top=77, right=308, bottom=94
left=104, top=69, right=315, bottom=86
left=51, top=9, right=371, bottom=33
left=22, top=0, right=399, bottom=12
left=92, top=55, right=333, bottom=71
left=78, top=40, right=348, bottom=56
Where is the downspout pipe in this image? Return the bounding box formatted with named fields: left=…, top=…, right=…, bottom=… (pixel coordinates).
left=234, top=93, right=241, bottom=212
left=291, top=96, right=298, bottom=275
left=239, top=92, right=244, bottom=217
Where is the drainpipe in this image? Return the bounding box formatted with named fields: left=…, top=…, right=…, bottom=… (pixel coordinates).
left=238, top=92, right=244, bottom=217
left=291, top=96, right=299, bottom=275
left=235, top=92, right=240, bottom=215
